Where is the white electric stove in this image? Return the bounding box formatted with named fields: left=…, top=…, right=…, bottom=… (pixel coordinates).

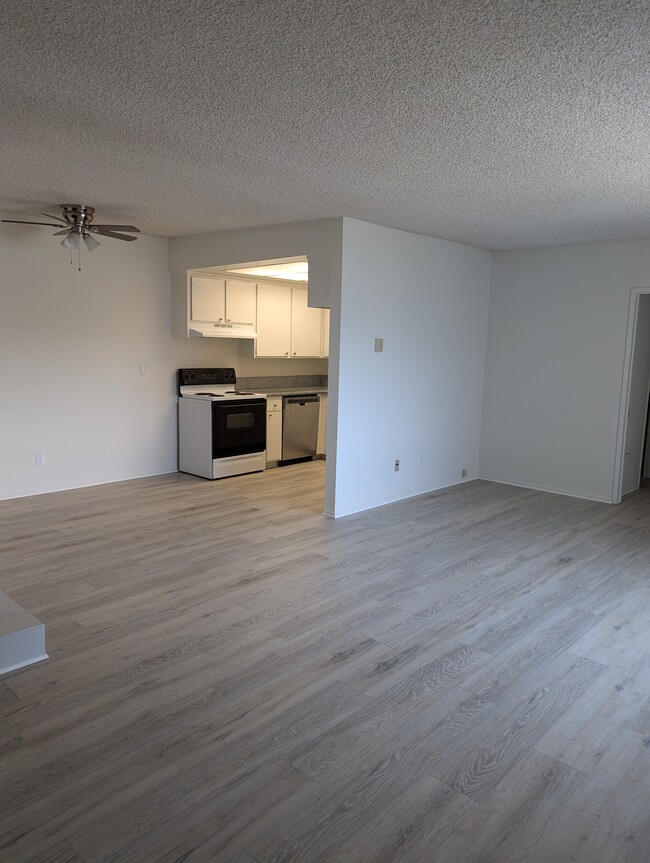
left=178, top=368, right=267, bottom=479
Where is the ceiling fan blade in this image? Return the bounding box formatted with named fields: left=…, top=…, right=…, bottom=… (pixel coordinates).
left=92, top=229, right=138, bottom=241
left=42, top=212, right=67, bottom=223
left=53, top=229, right=70, bottom=236
left=91, top=224, right=140, bottom=233
left=1, top=219, right=64, bottom=227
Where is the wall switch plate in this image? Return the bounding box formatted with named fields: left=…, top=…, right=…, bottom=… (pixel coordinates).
left=419, top=454, right=425, bottom=468
left=139, top=364, right=146, bottom=376
left=374, top=337, right=384, bottom=353
left=35, top=452, right=46, bottom=466
left=394, top=459, right=400, bottom=471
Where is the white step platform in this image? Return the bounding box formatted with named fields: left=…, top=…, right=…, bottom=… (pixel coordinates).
left=0, top=591, right=47, bottom=675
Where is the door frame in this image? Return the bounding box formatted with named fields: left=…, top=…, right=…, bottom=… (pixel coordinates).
left=613, top=287, right=650, bottom=503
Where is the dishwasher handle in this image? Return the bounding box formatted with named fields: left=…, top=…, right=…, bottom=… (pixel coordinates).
left=283, top=394, right=319, bottom=405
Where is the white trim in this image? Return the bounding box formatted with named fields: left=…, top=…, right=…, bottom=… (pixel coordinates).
left=478, top=474, right=612, bottom=504
left=0, top=470, right=179, bottom=502
left=613, top=287, right=650, bottom=504
left=0, top=653, right=49, bottom=676
left=327, top=478, right=475, bottom=519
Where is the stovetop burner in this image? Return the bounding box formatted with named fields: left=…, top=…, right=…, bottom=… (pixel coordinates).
left=178, top=369, right=265, bottom=402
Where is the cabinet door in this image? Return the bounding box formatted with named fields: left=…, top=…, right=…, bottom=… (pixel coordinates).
left=291, top=287, right=323, bottom=357
left=256, top=283, right=292, bottom=357
left=191, top=277, right=225, bottom=322
left=225, top=280, right=257, bottom=325
left=266, top=410, right=283, bottom=462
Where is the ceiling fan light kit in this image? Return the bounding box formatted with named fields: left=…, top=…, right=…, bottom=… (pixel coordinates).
left=1, top=204, right=140, bottom=270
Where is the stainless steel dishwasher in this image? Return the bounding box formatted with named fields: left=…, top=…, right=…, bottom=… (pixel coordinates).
left=281, top=394, right=320, bottom=464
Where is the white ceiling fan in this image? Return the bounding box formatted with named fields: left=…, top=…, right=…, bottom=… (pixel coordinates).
left=2, top=204, right=140, bottom=267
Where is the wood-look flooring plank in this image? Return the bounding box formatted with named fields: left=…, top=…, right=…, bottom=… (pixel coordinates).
left=534, top=728, right=650, bottom=863
left=0, top=733, right=37, bottom=770
left=534, top=661, right=650, bottom=773
left=571, top=590, right=650, bottom=667
left=19, top=838, right=84, bottom=863
left=289, top=644, right=489, bottom=787
left=418, top=652, right=604, bottom=800
left=462, top=604, right=600, bottom=702
left=1, top=748, right=179, bottom=861
left=71, top=757, right=313, bottom=863
left=315, top=773, right=476, bottom=863
left=164, top=679, right=371, bottom=777
left=5, top=605, right=280, bottom=702
left=430, top=748, right=586, bottom=862
left=247, top=745, right=456, bottom=863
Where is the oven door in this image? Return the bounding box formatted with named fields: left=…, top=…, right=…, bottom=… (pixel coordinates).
left=211, top=399, right=266, bottom=458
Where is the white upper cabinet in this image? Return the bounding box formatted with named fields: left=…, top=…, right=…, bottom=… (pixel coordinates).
left=256, top=282, right=293, bottom=356
left=256, top=283, right=326, bottom=358
left=224, top=280, right=256, bottom=325
left=180, top=273, right=328, bottom=355
left=191, top=276, right=225, bottom=322
left=290, top=287, right=323, bottom=358
left=190, top=277, right=256, bottom=325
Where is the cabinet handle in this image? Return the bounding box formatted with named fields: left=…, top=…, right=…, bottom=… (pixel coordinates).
left=292, top=352, right=296, bottom=356
left=227, top=318, right=231, bottom=322
left=285, top=352, right=289, bottom=356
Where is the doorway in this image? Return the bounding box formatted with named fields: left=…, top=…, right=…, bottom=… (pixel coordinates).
left=615, top=290, right=650, bottom=500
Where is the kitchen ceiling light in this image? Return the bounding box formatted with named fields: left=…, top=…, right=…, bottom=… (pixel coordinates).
left=227, top=261, right=308, bottom=281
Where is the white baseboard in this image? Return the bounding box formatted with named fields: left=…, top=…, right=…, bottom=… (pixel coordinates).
left=478, top=474, right=613, bottom=504
left=327, top=477, right=475, bottom=519
left=0, top=469, right=179, bottom=502
left=1, top=653, right=49, bottom=676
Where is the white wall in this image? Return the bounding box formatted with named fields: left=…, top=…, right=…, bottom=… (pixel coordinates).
left=480, top=240, right=650, bottom=503
left=331, top=218, right=491, bottom=517
left=0, top=217, right=173, bottom=499
left=168, top=218, right=342, bottom=309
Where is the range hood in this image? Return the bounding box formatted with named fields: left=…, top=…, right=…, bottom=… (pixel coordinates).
left=189, top=322, right=258, bottom=339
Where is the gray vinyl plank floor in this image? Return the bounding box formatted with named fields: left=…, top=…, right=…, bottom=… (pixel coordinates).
left=1, top=463, right=649, bottom=862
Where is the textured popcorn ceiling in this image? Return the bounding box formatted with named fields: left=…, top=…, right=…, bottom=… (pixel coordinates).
left=1, top=0, right=649, bottom=250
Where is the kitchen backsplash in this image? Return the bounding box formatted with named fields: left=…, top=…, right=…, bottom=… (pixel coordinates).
left=238, top=374, right=328, bottom=390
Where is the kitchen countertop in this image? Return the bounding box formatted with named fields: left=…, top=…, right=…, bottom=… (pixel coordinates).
left=261, top=387, right=328, bottom=396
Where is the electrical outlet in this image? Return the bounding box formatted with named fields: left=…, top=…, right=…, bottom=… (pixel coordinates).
left=419, top=454, right=425, bottom=468
left=461, top=468, right=467, bottom=478
left=394, top=459, right=400, bottom=472
left=35, top=451, right=46, bottom=466
left=139, top=363, right=146, bottom=376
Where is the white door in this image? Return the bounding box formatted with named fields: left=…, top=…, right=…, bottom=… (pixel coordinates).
left=622, top=294, right=650, bottom=494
